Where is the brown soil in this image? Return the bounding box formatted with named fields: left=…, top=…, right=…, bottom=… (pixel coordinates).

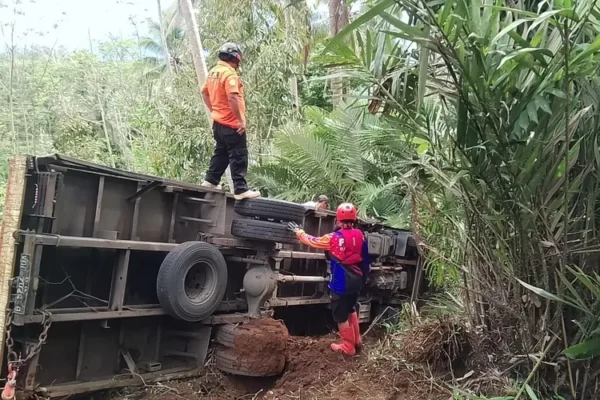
left=272, top=334, right=350, bottom=394
left=124, top=333, right=448, bottom=400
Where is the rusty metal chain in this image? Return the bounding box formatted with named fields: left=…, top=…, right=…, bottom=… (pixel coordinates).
left=5, top=309, right=52, bottom=369
left=4, top=311, right=16, bottom=364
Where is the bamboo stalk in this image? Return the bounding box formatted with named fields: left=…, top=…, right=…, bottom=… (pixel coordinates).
left=561, top=18, right=576, bottom=400
left=513, top=336, right=557, bottom=400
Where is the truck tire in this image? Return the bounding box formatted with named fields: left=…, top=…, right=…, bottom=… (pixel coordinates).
left=234, top=198, right=305, bottom=223
left=231, top=219, right=298, bottom=244
left=157, top=242, right=227, bottom=322
left=214, top=349, right=286, bottom=377
left=215, top=323, right=238, bottom=347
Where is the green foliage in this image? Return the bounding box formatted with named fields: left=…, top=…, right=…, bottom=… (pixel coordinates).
left=0, top=0, right=325, bottom=218
left=321, top=4, right=421, bottom=116
left=195, top=0, right=311, bottom=160
left=331, top=0, right=600, bottom=396
left=140, top=19, right=187, bottom=75
left=249, top=104, right=412, bottom=226
left=0, top=38, right=214, bottom=181
left=300, top=55, right=332, bottom=110
left=518, top=266, right=600, bottom=361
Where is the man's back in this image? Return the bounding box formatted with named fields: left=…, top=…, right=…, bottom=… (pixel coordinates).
left=203, top=61, right=245, bottom=128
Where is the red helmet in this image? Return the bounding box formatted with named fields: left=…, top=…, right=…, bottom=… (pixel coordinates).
left=336, top=203, right=357, bottom=222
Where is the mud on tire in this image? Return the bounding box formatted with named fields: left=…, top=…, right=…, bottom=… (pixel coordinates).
left=231, top=219, right=298, bottom=244
left=215, top=323, right=238, bottom=347
left=234, top=198, right=305, bottom=223
left=214, top=321, right=288, bottom=377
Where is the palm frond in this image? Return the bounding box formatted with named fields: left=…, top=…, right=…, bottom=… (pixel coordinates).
left=250, top=103, right=411, bottom=220
left=140, top=37, right=165, bottom=55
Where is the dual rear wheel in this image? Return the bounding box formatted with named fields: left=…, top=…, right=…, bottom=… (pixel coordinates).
left=232, top=198, right=306, bottom=244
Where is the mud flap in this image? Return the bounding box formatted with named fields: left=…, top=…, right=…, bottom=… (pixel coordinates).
left=190, top=326, right=212, bottom=367
left=163, top=325, right=212, bottom=368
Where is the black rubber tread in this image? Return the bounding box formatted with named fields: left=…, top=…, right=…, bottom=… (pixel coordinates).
left=215, top=324, right=238, bottom=348
left=234, top=198, right=305, bottom=223
left=156, top=242, right=228, bottom=322
left=214, top=348, right=285, bottom=377
left=231, top=219, right=298, bottom=244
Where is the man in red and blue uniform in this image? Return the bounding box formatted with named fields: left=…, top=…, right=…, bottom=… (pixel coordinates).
left=288, top=203, right=370, bottom=356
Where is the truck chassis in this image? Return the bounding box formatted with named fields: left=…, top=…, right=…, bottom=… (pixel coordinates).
left=0, top=155, right=424, bottom=398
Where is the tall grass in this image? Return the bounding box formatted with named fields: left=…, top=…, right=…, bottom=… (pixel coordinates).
left=331, top=0, right=600, bottom=396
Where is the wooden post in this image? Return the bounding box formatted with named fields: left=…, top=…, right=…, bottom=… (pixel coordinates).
left=0, top=156, right=27, bottom=364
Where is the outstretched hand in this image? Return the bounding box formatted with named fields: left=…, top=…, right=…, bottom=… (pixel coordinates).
left=287, top=221, right=302, bottom=233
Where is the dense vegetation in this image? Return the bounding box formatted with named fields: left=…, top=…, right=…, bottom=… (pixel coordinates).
left=4, top=0, right=600, bottom=398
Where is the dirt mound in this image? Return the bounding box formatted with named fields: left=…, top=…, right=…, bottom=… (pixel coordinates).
left=269, top=334, right=359, bottom=395
left=263, top=335, right=447, bottom=400
left=134, top=333, right=447, bottom=400
left=400, top=319, right=469, bottom=371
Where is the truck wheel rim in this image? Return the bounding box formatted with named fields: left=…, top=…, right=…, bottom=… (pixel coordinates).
left=184, top=261, right=214, bottom=303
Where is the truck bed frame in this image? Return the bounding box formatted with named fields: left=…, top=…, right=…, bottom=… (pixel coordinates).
left=0, top=155, right=424, bottom=398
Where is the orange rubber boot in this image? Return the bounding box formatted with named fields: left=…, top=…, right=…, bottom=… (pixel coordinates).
left=348, top=312, right=362, bottom=348
left=331, top=325, right=356, bottom=356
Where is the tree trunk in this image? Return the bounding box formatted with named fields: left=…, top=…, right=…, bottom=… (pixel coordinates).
left=156, top=0, right=174, bottom=77
left=8, top=25, right=17, bottom=154
left=284, top=5, right=301, bottom=109
left=289, top=76, right=300, bottom=108
left=179, top=0, right=234, bottom=189
left=328, top=0, right=349, bottom=108
left=179, top=0, right=210, bottom=121
left=303, top=0, right=311, bottom=72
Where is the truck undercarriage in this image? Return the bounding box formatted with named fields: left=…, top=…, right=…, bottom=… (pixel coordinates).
left=0, top=155, right=425, bottom=398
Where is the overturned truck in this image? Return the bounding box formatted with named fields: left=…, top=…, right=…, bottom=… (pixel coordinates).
left=0, top=155, right=425, bottom=398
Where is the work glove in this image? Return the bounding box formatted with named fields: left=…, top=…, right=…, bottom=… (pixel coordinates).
left=287, top=221, right=302, bottom=233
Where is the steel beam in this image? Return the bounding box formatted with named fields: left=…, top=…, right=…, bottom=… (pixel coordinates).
left=226, top=256, right=267, bottom=265
left=267, top=295, right=330, bottom=307
left=38, top=367, right=201, bottom=398
left=24, top=307, right=166, bottom=323
left=22, top=233, right=178, bottom=252
left=108, top=250, right=131, bottom=311
left=275, top=250, right=327, bottom=260
left=22, top=300, right=249, bottom=324
left=277, top=274, right=328, bottom=283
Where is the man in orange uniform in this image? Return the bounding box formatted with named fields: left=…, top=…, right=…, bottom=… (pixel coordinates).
left=288, top=203, right=370, bottom=355
left=200, top=42, right=260, bottom=200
